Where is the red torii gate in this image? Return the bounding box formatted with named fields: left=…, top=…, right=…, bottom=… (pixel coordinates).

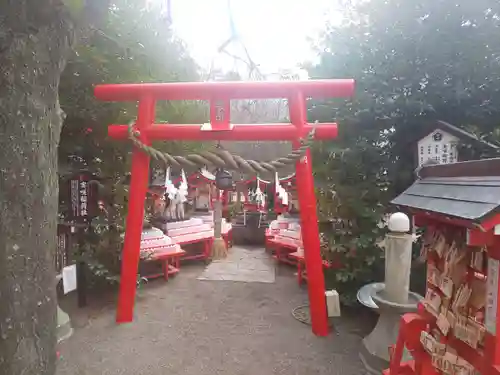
left=94, top=79, right=355, bottom=336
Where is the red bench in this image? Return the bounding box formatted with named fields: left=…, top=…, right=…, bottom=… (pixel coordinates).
left=175, top=236, right=212, bottom=261
left=288, top=251, right=340, bottom=285
left=266, top=238, right=300, bottom=266
left=173, top=228, right=233, bottom=262
left=266, top=229, right=342, bottom=286
left=141, top=247, right=186, bottom=281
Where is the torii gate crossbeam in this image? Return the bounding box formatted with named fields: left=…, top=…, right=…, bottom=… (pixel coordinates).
left=95, top=79, right=355, bottom=336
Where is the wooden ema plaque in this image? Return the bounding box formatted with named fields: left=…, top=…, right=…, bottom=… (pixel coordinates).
left=421, top=229, right=485, bottom=372
left=386, top=158, right=500, bottom=375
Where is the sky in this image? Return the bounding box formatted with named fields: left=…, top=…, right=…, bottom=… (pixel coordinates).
left=170, top=0, right=342, bottom=76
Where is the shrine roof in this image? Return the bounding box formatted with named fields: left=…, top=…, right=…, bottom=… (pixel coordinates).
left=391, top=158, right=500, bottom=222
left=398, top=120, right=499, bottom=149
left=433, top=121, right=499, bottom=150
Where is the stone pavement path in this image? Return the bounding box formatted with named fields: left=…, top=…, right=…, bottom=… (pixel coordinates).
left=56, top=248, right=370, bottom=375
left=198, top=246, right=275, bottom=283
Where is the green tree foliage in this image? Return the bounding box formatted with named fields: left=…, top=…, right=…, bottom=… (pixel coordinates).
left=308, top=0, right=500, bottom=302
left=58, top=0, right=207, bottom=282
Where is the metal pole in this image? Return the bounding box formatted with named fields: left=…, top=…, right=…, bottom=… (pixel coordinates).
left=289, top=92, right=329, bottom=336
left=116, top=97, right=155, bottom=323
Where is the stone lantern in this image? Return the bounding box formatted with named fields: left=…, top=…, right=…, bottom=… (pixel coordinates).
left=357, top=212, right=423, bottom=373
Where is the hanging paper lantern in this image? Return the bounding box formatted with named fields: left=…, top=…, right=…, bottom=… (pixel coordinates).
left=215, top=169, right=233, bottom=190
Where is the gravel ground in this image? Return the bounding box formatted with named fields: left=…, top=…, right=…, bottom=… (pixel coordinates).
left=56, top=262, right=372, bottom=375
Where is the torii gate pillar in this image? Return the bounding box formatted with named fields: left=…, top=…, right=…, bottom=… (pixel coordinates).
left=95, top=79, right=355, bottom=336
left=289, top=91, right=330, bottom=336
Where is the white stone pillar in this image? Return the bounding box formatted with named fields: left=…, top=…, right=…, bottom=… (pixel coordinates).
left=384, top=213, right=413, bottom=304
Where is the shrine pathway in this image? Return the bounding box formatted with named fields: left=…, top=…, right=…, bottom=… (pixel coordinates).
left=198, top=246, right=275, bottom=283
left=56, top=247, right=372, bottom=375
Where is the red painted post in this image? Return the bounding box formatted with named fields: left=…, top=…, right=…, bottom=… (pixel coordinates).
left=107, top=123, right=338, bottom=141
left=94, top=79, right=355, bottom=101
left=116, top=97, right=155, bottom=323
left=210, top=99, right=231, bottom=131
left=289, top=91, right=330, bottom=336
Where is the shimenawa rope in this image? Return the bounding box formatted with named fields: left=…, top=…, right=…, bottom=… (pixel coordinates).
left=127, top=121, right=315, bottom=174
left=126, top=120, right=315, bottom=260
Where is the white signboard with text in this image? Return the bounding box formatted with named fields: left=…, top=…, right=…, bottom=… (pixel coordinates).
left=417, top=129, right=459, bottom=167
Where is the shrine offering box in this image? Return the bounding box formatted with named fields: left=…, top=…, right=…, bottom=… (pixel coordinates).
left=386, top=158, right=500, bottom=375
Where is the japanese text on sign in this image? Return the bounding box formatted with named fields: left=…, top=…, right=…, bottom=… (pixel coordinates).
left=68, top=173, right=97, bottom=222
left=215, top=101, right=225, bottom=122
left=417, top=130, right=459, bottom=167
left=80, top=181, right=88, bottom=217
left=71, top=180, right=80, bottom=218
